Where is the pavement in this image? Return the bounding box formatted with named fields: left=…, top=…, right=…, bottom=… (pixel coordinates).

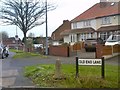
left=0, top=50, right=119, bottom=89
left=1, top=52, right=35, bottom=88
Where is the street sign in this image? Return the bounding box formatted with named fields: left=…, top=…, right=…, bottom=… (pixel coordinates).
left=78, top=59, right=102, bottom=66
left=75, top=57, right=105, bottom=79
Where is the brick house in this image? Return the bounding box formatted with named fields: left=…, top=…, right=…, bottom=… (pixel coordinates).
left=61, top=0, right=120, bottom=44
left=2, top=37, right=23, bottom=49
left=51, top=20, right=71, bottom=45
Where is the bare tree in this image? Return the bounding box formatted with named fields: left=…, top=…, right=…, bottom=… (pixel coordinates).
left=0, top=31, right=9, bottom=39
left=0, top=0, right=55, bottom=46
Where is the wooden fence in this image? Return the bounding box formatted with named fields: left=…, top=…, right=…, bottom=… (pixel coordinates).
left=70, top=42, right=84, bottom=51
left=96, top=44, right=120, bottom=58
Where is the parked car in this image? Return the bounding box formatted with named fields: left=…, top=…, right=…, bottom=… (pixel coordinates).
left=84, top=38, right=104, bottom=52
left=105, top=34, right=120, bottom=46
left=0, top=44, right=9, bottom=59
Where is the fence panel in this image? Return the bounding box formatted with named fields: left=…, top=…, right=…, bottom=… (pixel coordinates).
left=113, top=45, right=120, bottom=53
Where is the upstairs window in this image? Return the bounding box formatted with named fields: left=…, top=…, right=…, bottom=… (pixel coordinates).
left=102, top=17, right=111, bottom=25
left=83, top=20, right=91, bottom=27
left=72, top=23, right=77, bottom=29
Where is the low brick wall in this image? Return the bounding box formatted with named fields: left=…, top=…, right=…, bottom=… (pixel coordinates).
left=49, top=45, right=69, bottom=57
left=96, top=44, right=103, bottom=58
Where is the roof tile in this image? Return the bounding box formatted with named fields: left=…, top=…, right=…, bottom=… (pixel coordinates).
left=71, top=2, right=119, bottom=22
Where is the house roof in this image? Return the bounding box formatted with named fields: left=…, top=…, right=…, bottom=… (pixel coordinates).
left=71, top=2, right=119, bottom=22
left=51, top=20, right=71, bottom=41
left=97, top=25, right=120, bottom=32
left=61, top=28, right=95, bottom=36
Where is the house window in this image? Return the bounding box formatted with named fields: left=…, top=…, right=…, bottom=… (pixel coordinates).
left=71, top=35, right=75, bottom=42
left=100, top=32, right=108, bottom=41
left=72, top=23, right=77, bottom=29
left=89, top=33, right=91, bottom=38
left=73, top=35, right=75, bottom=42
left=91, top=33, right=93, bottom=38
left=83, top=20, right=91, bottom=26
left=102, top=17, right=111, bottom=25
left=81, top=34, right=84, bottom=41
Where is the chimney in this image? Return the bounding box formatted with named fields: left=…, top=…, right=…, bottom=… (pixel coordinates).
left=63, top=20, right=69, bottom=24
left=100, top=0, right=108, bottom=8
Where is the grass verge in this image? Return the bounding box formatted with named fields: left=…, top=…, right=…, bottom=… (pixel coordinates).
left=24, top=64, right=119, bottom=88
left=10, top=49, right=47, bottom=59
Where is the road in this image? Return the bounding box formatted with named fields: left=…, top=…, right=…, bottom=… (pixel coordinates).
left=0, top=51, right=119, bottom=88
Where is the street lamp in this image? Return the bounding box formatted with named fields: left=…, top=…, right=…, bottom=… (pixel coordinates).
left=15, top=35, right=19, bottom=51
left=45, top=0, right=48, bottom=55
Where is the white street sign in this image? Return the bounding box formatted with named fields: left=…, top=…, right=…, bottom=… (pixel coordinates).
left=78, top=59, right=102, bottom=66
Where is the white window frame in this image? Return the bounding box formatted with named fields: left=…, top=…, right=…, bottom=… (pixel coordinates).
left=72, top=23, right=77, bottom=29
left=83, top=20, right=91, bottom=27
left=102, top=17, right=111, bottom=25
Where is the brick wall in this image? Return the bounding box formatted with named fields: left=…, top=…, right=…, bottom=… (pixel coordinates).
left=49, top=45, right=69, bottom=57
left=96, top=44, right=103, bottom=58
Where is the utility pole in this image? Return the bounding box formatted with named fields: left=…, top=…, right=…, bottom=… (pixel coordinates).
left=45, top=0, right=48, bottom=55
left=16, top=25, right=18, bottom=36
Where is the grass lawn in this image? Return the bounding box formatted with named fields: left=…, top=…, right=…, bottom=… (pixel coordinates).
left=10, top=49, right=47, bottom=59
left=24, top=64, right=119, bottom=88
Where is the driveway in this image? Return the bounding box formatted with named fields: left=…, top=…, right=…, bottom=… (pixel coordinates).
left=1, top=51, right=119, bottom=88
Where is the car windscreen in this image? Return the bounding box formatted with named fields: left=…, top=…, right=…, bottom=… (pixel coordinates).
left=107, top=35, right=120, bottom=42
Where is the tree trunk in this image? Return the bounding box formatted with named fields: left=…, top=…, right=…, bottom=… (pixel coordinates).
left=23, top=32, right=27, bottom=51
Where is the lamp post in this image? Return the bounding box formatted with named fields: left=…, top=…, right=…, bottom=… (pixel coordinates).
left=45, top=0, right=48, bottom=55
left=15, top=35, right=19, bottom=51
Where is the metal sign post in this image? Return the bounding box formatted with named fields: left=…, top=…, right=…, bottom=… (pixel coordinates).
left=75, top=56, right=79, bottom=78
left=101, top=57, right=105, bottom=79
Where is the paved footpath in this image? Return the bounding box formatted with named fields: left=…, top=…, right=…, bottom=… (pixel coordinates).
left=1, top=52, right=35, bottom=88
left=0, top=51, right=119, bottom=88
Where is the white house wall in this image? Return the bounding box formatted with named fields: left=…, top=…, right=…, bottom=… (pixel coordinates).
left=65, top=15, right=119, bottom=44
left=118, top=15, right=120, bottom=24
left=96, top=15, right=119, bottom=29
left=71, top=15, right=119, bottom=30
left=64, top=35, right=71, bottom=43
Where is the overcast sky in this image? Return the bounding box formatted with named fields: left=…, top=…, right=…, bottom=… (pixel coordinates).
left=0, top=0, right=100, bottom=39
